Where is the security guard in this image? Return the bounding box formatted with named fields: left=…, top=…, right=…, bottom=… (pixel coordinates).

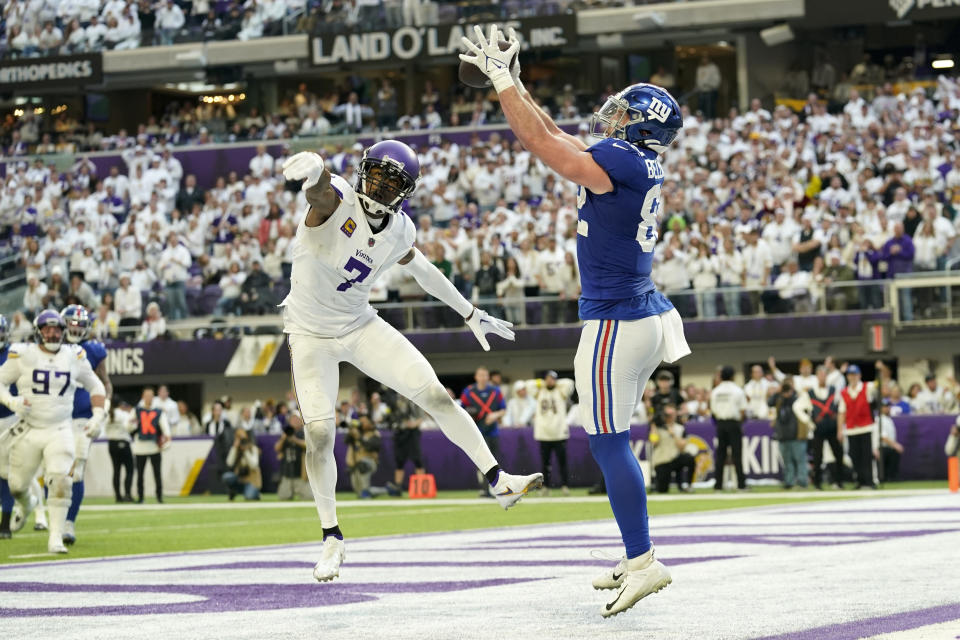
left=709, top=365, right=747, bottom=490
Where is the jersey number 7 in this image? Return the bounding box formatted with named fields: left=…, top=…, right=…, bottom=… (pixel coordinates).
left=337, top=256, right=373, bottom=292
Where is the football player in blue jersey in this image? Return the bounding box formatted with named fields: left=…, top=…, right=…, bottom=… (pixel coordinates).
left=61, top=304, right=112, bottom=545
left=461, top=26, right=691, bottom=617
left=0, top=315, right=17, bottom=539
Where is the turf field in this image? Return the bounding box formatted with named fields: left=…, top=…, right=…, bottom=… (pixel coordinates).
left=2, top=486, right=958, bottom=640
left=0, top=481, right=945, bottom=563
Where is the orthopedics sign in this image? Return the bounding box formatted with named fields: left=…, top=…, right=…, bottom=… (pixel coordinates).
left=0, top=54, right=102, bottom=90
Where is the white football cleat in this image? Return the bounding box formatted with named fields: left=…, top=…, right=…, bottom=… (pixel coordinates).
left=47, top=537, right=68, bottom=554
left=10, top=494, right=37, bottom=533
left=491, top=471, right=543, bottom=510
left=63, top=520, right=76, bottom=545
left=313, top=537, right=345, bottom=582
left=601, top=549, right=672, bottom=618
left=591, top=550, right=627, bottom=590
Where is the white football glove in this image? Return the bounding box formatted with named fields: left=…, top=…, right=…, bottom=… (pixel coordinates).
left=83, top=406, right=106, bottom=439
left=459, top=25, right=520, bottom=93
left=281, top=151, right=325, bottom=189
left=465, top=308, right=515, bottom=352
left=506, top=26, right=523, bottom=91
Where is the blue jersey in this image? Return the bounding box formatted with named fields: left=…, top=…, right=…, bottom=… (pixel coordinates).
left=0, top=345, right=17, bottom=419
left=72, top=339, right=108, bottom=419
left=460, top=384, right=505, bottom=438
left=576, top=138, right=674, bottom=321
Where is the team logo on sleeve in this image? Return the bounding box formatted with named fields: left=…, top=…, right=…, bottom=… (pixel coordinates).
left=341, top=217, right=357, bottom=237
left=646, top=97, right=672, bottom=124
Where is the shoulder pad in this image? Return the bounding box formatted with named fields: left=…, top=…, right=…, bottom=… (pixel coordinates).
left=330, top=173, right=356, bottom=204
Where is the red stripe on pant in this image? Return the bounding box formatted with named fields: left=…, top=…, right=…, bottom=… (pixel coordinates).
left=596, top=320, right=613, bottom=434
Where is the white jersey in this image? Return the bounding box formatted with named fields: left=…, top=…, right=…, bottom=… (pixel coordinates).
left=528, top=378, right=575, bottom=442
left=0, top=343, right=105, bottom=429
left=280, top=174, right=416, bottom=338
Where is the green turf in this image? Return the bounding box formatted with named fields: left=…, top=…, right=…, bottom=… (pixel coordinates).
left=0, top=481, right=947, bottom=564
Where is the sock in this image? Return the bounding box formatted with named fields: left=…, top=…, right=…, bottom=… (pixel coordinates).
left=485, top=466, right=501, bottom=486
left=66, top=481, right=84, bottom=523
left=588, top=430, right=651, bottom=559
left=0, top=510, right=10, bottom=532
left=0, top=477, right=13, bottom=514
left=322, top=525, right=343, bottom=541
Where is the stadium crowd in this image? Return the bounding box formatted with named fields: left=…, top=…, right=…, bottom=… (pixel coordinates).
left=5, top=73, right=960, bottom=331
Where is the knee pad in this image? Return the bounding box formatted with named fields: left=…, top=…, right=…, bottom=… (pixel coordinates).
left=411, top=382, right=454, bottom=415
left=72, top=458, right=87, bottom=483
left=46, top=474, right=71, bottom=503
left=305, top=420, right=335, bottom=452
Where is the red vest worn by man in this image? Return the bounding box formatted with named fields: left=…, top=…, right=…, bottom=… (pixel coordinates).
left=841, top=383, right=873, bottom=435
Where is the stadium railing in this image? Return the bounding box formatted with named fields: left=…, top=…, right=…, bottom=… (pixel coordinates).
left=93, top=275, right=960, bottom=341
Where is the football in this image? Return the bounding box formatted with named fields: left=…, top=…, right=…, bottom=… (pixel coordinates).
left=458, top=40, right=518, bottom=89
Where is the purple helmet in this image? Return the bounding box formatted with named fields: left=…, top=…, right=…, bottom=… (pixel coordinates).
left=356, top=140, right=420, bottom=216
left=61, top=304, right=90, bottom=344
left=34, top=309, right=65, bottom=352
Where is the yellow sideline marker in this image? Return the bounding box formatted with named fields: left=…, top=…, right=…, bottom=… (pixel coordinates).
left=180, top=458, right=207, bottom=497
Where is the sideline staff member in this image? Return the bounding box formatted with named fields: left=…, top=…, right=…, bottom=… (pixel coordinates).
left=709, top=365, right=747, bottom=490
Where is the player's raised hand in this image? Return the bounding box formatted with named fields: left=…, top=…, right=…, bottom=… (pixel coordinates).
left=505, top=26, right=522, bottom=85
left=465, top=307, right=515, bottom=351
left=282, top=152, right=325, bottom=189
left=459, top=25, right=519, bottom=93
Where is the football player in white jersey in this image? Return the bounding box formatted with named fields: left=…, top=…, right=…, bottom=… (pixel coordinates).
left=280, top=140, right=543, bottom=583
left=0, top=310, right=106, bottom=553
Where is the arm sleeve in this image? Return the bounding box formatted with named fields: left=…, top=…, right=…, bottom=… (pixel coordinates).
left=793, top=394, right=812, bottom=425
left=400, top=248, right=473, bottom=318
left=0, top=358, right=20, bottom=406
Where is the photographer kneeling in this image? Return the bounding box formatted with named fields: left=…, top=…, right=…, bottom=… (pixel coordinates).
left=275, top=415, right=311, bottom=500
left=222, top=428, right=262, bottom=501
left=346, top=416, right=382, bottom=499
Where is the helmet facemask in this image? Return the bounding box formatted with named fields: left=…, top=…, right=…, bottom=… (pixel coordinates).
left=589, top=97, right=643, bottom=141
left=357, top=158, right=417, bottom=218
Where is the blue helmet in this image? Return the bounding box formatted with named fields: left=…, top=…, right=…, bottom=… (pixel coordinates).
left=589, top=83, right=683, bottom=154
left=61, top=304, right=90, bottom=344
left=0, top=315, right=8, bottom=350
left=356, top=140, right=420, bottom=217
left=34, top=309, right=65, bottom=352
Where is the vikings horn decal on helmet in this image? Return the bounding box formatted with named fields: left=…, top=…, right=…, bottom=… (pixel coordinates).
left=34, top=309, right=65, bottom=352
left=589, top=83, right=683, bottom=154
left=61, top=304, right=91, bottom=344
left=356, top=140, right=420, bottom=217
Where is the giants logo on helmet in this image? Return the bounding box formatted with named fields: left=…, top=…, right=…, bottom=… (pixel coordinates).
left=646, top=97, right=672, bottom=124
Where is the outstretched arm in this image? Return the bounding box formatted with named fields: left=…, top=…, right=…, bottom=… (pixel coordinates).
left=282, top=152, right=341, bottom=227
left=460, top=25, right=611, bottom=194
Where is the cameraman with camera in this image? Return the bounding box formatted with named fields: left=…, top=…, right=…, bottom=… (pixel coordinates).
left=275, top=415, right=311, bottom=501
left=345, top=416, right=383, bottom=499
left=222, top=428, right=262, bottom=501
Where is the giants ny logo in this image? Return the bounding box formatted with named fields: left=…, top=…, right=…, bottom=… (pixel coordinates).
left=889, top=0, right=914, bottom=18
left=646, top=97, right=672, bottom=124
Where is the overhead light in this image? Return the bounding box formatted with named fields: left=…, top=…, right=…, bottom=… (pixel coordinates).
left=933, top=58, right=955, bottom=69
left=760, top=23, right=794, bottom=46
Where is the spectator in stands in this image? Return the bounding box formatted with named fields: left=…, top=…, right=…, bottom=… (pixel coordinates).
left=159, top=232, right=191, bottom=321
left=773, top=259, right=812, bottom=313
left=882, top=222, right=915, bottom=321
left=177, top=400, right=202, bottom=435
left=299, top=108, right=331, bottom=137
left=460, top=366, right=505, bottom=498
left=332, top=92, right=372, bottom=134
left=886, top=385, right=911, bottom=416
left=214, top=262, right=246, bottom=316
left=222, top=428, right=261, bottom=501
left=496, top=256, right=525, bottom=325
left=504, top=381, right=535, bottom=427
left=770, top=377, right=807, bottom=489
left=238, top=259, right=273, bottom=315
left=650, top=405, right=695, bottom=493
left=913, top=373, right=955, bottom=415
left=695, top=55, right=722, bottom=118
left=115, top=273, right=142, bottom=337
left=154, top=0, right=185, bottom=45
left=138, top=301, right=166, bottom=341
left=689, top=243, right=719, bottom=319
left=22, top=276, right=48, bottom=314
